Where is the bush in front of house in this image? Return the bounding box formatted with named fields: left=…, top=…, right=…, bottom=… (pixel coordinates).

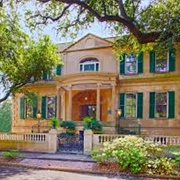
left=60, top=121, right=76, bottom=134
left=2, top=149, right=23, bottom=159
left=91, top=136, right=174, bottom=175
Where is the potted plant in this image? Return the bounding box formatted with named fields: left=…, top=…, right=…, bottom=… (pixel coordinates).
left=60, top=121, right=76, bottom=135
left=83, top=116, right=102, bottom=133
left=50, top=117, right=60, bottom=129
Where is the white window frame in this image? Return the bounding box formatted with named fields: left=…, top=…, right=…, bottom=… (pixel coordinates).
left=155, top=52, right=169, bottom=73
left=125, top=54, right=138, bottom=74
left=125, top=93, right=137, bottom=118
left=155, top=92, right=168, bottom=118
left=80, top=60, right=100, bottom=72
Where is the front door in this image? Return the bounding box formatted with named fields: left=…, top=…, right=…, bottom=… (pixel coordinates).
left=80, top=104, right=96, bottom=120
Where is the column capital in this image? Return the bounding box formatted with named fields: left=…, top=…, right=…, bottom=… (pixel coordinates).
left=97, top=83, right=101, bottom=87
left=111, top=82, right=116, bottom=87
left=68, top=84, right=73, bottom=90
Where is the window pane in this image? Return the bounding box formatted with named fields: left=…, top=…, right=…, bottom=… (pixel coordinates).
left=47, top=97, right=56, bottom=119
left=96, top=63, right=99, bottom=71
left=126, top=94, right=136, bottom=118
left=156, top=59, right=168, bottom=72
left=26, top=100, right=33, bottom=119
left=80, top=64, right=83, bottom=71
left=125, top=54, right=137, bottom=74
left=155, top=93, right=167, bottom=118
left=84, top=64, right=95, bottom=71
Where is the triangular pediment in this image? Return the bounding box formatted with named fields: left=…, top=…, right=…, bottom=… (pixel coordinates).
left=63, top=34, right=113, bottom=52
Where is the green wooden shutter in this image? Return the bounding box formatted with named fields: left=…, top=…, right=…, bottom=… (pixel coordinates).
left=137, top=93, right=143, bottom=118
left=119, top=93, right=125, bottom=118
left=42, top=71, right=48, bottom=80
left=56, top=65, right=62, bottom=75
left=168, top=91, right=175, bottom=118
left=169, top=48, right=175, bottom=72
left=150, top=51, right=155, bottom=73
left=20, top=97, right=25, bottom=119
left=149, top=92, right=155, bottom=118
left=120, top=54, right=125, bottom=74
left=41, top=96, right=47, bottom=119
left=138, top=53, right=143, bottom=74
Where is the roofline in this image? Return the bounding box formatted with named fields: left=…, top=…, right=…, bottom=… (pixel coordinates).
left=61, top=33, right=113, bottom=53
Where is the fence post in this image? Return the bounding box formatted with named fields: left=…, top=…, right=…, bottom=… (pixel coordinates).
left=84, top=129, right=93, bottom=155
left=48, top=129, right=58, bottom=153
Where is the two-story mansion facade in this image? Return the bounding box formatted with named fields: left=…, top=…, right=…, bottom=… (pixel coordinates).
left=12, top=34, right=180, bottom=135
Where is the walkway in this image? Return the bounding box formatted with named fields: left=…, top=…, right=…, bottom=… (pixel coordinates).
left=0, top=152, right=177, bottom=180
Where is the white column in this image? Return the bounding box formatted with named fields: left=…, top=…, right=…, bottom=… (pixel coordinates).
left=60, top=90, right=65, bottom=121
left=68, top=85, right=72, bottom=120
left=111, top=83, right=116, bottom=121
left=96, top=83, right=101, bottom=121
left=56, top=87, right=60, bottom=120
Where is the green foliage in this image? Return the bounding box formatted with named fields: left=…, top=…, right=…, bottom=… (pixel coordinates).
left=0, top=100, right=12, bottom=132
left=60, top=121, right=76, bottom=130
left=15, top=0, right=180, bottom=53
left=50, top=117, right=60, bottom=129
left=170, top=151, right=180, bottom=166
left=83, top=116, right=102, bottom=132
left=2, top=150, right=22, bottom=159
left=0, top=5, right=61, bottom=103
left=91, top=136, right=173, bottom=174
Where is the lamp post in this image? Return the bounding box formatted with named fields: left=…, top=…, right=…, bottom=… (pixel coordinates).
left=116, top=109, right=122, bottom=134
left=36, top=110, right=41, bottom=133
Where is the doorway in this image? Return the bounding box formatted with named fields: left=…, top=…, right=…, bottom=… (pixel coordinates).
left=80, top=104, right=96, bottom=120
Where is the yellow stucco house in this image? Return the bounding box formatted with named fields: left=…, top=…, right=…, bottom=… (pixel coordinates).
left=12, top=34, right=180, bottom=136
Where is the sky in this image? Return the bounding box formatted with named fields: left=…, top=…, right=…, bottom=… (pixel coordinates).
left=37, top=22, right=113, bottom=44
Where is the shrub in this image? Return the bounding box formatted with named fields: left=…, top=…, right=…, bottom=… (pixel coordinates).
left=171, top=151, right=180, bottom=166
left=83, top=116, right=102, bottom=132
left=50, top=117, right=60, bottom=129
left=2, top=150, right=22, bottom=159
left=91, top=136, right=173, bottom=174
left=60, top=121, right=76, bottom=130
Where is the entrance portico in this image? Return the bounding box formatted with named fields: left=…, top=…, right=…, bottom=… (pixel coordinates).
left=56, top=72, right=118, bottom=122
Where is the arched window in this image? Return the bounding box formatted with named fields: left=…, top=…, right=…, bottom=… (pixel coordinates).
left=79, top=58, right=99, bottom=72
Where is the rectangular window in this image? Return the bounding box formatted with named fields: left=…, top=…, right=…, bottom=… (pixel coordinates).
left=20, top=97, right=37, bottom=119
left=125, top=54, right=137, bottom=74
left=84, top=64, right=95, bottom=71
left=155, top=52, right=168, bottom=72
left=47, top=96, right=56, bottom=119
left=80, top=60, right=99, bottom=72
left=125, top=93, right=137, bottom=118
left=26, top=99, right=33, bottom=119
left=155, top=92, right=168, bottom=118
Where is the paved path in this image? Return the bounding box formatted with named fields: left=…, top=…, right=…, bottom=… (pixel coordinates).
left=0, top=166, right=158, bottom=180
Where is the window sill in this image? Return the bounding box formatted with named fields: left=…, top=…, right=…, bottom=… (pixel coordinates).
left=122, top=73, right=138, bottom=76
left=153, top=71, right=169, bottom=74
left=154, top=117, right=169, bottom=120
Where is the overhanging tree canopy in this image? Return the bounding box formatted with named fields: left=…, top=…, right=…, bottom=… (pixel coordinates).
left=16, top=0, right=180, bottom=48
left=0, top=7, right=60, bottom=103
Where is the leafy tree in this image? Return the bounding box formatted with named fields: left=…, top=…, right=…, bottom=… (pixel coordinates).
left=0, top=5, right=61, bottom=103
left=15, top=0, right=180, bottom=52
left=0, top=100, right=12, bottom=132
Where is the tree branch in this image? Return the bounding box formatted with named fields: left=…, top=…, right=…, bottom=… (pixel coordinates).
left=29, top=4, right=71, bottom=26
left=0, top=82, right=27, bottom=103
left=117, top=0, right=128, bottom=19
left=37, top=0, right=161, bottom=43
